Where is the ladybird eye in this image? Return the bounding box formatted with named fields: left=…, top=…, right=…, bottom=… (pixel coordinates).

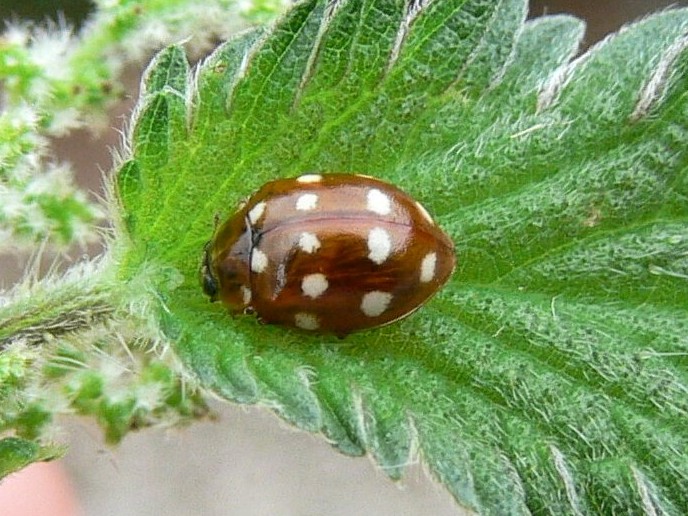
left=202, top=272, right=218, bottom=300
left=200, top=242, right=219, bottom=301
left=200, top=260, right=218, bottom=301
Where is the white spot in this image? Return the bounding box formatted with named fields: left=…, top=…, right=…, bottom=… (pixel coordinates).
left=301, top=273, right=328, bottom=299
left=416, top=201, right=434, bottom=225
left=367, top=227, right=392, bottom=264
left=360, top=291, right=393, bottom=317
left=248, top=201, right=266, bottom=225
left=295, top=312, right=319, bottom=330
left=251, top=249, right=268, bottom=273
left=367, top=189, right=392, bottom=215
left=420, top=252, right=437, bottom=283
left=296, top=193, right=318, bottom=211
left=296, top=174, right=323, bottom=183
left=298, top=232, right=321, bottom=253
left=241, top=285, right=252, bottom=305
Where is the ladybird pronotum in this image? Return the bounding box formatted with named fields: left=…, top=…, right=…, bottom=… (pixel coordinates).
left=201, top=173, right=456, bottom=336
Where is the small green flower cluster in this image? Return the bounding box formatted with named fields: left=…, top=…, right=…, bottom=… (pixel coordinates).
left=0, top=0, right=287, bottom=250
left=1, top=322, right=209, bottom=445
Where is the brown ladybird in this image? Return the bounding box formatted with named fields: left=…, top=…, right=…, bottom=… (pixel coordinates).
left=201, top=174, right=455, bottom=336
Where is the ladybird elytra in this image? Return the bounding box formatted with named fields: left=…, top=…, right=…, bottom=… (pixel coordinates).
left=201, top=173, right=456, bottom=336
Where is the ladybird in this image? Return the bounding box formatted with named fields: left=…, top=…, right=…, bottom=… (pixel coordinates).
left=201, top=174, right=455, bottom=336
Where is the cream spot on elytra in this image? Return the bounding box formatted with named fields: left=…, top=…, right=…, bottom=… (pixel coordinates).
left=367, top=189, right=392, bottom=216
left=296, top=174, right=323, bottom=183
left=298, top=232, right=321, bottom=253
left=420, top=252, right=437, bottom=283
left=296, top=193, right=318, bottom=211
left=360, top=291, right=393, bottom=317
left=301, top=273, right=328, bottom=299
left=295, top=312, right=319, bottom=330
left=250, top=249, right=268, bottom=273
left=367, top=227, right=392, bottom=264
left=248, top=201, right=266, bottom=225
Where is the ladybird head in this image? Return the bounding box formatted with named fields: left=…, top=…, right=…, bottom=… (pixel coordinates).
left=203, top=213, right=253, bottom=312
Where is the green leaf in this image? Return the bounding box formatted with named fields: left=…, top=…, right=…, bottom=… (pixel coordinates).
left=115, top=0, right=688, bottom=513
left=0, top=438, right=64, bottom=480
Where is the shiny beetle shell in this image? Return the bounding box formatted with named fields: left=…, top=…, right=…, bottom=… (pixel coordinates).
left=201, top=173, right=455, bottom=336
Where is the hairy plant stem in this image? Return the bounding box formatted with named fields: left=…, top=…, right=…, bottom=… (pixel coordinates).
left=0, top=258, right=120, bottom=351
